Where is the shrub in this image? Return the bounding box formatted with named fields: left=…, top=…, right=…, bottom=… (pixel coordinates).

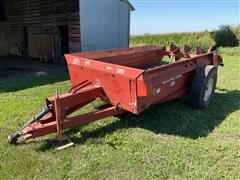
left=213, top=25, right=239, bottom=47
left=231, top=25, right=240, bottom=45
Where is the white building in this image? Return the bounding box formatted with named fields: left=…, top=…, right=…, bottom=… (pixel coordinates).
left=80, top=0, right=135, bottom=51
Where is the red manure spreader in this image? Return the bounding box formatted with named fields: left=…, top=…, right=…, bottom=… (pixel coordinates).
left=8, top=45, right=223, bottom=145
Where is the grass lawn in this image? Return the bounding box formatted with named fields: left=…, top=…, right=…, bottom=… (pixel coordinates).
left=0, top=55, right=240, bottom=179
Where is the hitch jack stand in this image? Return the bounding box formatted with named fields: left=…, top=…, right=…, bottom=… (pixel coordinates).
left=49, top=92, right=74, bottom=150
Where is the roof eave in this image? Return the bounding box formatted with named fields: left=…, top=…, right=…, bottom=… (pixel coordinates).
left=120, top=0, right=136, bottom=11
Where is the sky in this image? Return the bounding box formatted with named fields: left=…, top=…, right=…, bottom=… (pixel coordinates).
left=130, top=0, right=240, bottom=35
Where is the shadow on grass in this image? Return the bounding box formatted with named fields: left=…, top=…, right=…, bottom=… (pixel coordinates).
left=0, top=74, right=69, bottom=93
left=37, top=89, right=240, bottom=151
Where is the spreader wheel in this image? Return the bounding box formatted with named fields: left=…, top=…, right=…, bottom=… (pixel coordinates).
left=190, top=65, right=217, bottom=109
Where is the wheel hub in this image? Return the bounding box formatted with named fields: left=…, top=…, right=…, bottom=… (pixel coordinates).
left=204, top=77, right=214, bottom=102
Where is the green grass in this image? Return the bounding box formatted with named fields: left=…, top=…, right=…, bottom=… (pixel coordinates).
left=0, top=55, right=240, bottom=179
left=218, top=46, right=240, bottom=56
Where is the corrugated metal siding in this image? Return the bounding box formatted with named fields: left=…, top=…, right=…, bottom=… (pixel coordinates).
left=119, top=0, right=129, bottom=47
left=80, top=0, right=130, bottom=52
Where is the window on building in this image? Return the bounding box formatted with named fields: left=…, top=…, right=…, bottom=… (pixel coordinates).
left=0, top=0, right=5, bottom=21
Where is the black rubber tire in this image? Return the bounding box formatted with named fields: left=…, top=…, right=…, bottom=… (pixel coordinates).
left=189, top=65, right=217, bottom=109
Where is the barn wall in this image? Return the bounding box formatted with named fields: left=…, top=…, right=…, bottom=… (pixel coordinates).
left=68, top=0, right=81, bottom=53
left=0, top=22, right=10, bottom=55
left=0, top=0, right=80, bottom=59
left=80, top=0, right=130, bottom=52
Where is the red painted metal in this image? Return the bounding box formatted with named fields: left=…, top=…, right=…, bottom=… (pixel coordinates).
left=10, top=45, right=223, bottom=143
